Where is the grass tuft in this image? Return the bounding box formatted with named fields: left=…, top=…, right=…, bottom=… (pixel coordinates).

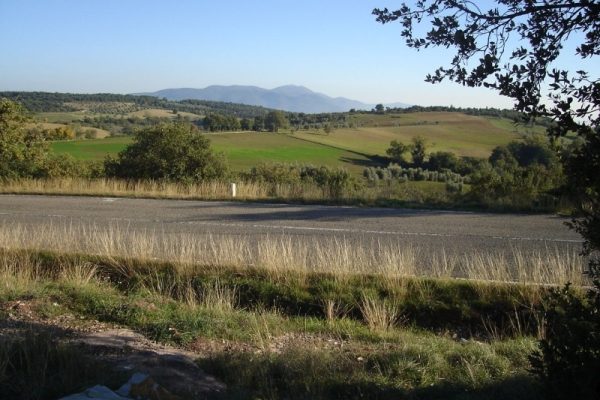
left=359, top=294, right=402, bottom=331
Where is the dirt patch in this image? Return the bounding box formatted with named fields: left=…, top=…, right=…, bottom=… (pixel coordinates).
left=189, top=331, right=348, bottom=357
left=1, top=299, right=225, bottom=398
left=73, top=329, right=225, bottom=398
left=1, top=298, right=117, bottom=334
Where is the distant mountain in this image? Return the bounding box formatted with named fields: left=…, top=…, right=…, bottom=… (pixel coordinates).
left=137, top=85, right=409, bottom=113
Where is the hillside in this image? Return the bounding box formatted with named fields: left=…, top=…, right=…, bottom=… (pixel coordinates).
left=295, top=111, right=536, bottom=158
left=0, top=91, right=272, bottom=118
left=139, top=85, right=410, bottom=113
left=49, top=112, right=529, bottom=174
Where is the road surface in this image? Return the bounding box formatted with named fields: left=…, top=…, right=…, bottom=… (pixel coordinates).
left=0, top=194, right=583, bottom=257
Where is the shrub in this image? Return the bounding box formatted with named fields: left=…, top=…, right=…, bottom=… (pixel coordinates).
left=0, top=99, right=47, bottom=179
left=363, top=165, right=465, bottom=185
left=386, top=139, right=410, bottom=164
left=428, top=151, right=460, bottom=172
left=243, top=163, right=355, bottom=199
left=104, top=122, right=228, bottom=182
left=530, top=282, right=600, bottom=400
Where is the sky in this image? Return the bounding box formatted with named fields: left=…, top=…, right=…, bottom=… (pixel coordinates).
left=0, top=0, right=596, bottom=108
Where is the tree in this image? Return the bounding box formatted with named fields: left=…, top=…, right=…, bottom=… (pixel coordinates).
left=240, top=118, right=254, bottom=131
left=105, top=122, right=228, bottom=182
left=265, top=111, right=289, bottom=132
left=410, top=136, right=427, bottom=167
left=373, top=1, right=599, bottom=258
left=470, top=138, right=564, bottom=208
left=386, top=139, right=410, bottom=164
left=0, top=99, right=47, bottom=178
left=373, top=2, right=599, bottom=397
left=374, top=103, right=385, bottom=114
left=428, top=151, right=459, bottom=171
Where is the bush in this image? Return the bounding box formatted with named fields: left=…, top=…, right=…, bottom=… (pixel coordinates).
left=0, top=99, right=47, bottom=179
left=468, top=137, right=564, bottom=209
left=363, top=165, right=465, bottom=185
left=428, top=151, right=460, bottom=172
left=243, top=163, right=355, bottom=198
left=530, top=282, right=600, bottom=400
left=104, top=122, right=228, bottom=182
left=386, top=140, right=410, bottom=164
left=245, top=163, right=301, bottom=185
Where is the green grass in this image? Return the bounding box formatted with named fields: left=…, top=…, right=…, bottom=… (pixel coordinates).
left=50, top=133, right=376, bottom=173
left=0, top=249, right=549, bottom=399
left=50, top=136, right=132, bottom=160
left=210, top=132, right=373, bottom=173
left=47, top=112, right=531, bottom=173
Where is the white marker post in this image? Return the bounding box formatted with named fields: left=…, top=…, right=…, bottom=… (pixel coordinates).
left=230, top=183, right=237, bottom=198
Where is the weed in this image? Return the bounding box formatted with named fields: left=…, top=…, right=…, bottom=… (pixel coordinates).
left=359, top=294, right=402, bottom=331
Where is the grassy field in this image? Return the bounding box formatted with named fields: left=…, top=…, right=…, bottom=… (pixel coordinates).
left=50, top=133, right=376, bottom=173
left=210, top=132, right=373, bottom=173
left=47, top=112, right=533, bottom=176
left=50, top=136, right=132, bottom=160
left=296, top=112, right=526, bottom=159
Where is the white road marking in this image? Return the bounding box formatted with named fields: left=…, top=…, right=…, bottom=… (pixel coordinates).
left=175, top=220, right=583, bottom=244
left=0, top=211, right=583, bottom=244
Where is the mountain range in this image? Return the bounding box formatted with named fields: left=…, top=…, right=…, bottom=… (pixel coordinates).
left=137, top=85, right=409, bottom=113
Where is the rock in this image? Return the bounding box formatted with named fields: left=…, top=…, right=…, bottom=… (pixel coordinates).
left=61, top=373, right=182, bottom=400
left=73, top=329, right=226, bottom=397
left=59, top=384, right=130, bottom=400
left=116, top=373, right=181, bottom=400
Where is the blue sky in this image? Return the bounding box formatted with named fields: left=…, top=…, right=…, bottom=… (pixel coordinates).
left=0, top=1, right=595, bottom=108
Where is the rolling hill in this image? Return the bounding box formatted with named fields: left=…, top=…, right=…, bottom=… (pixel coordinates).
left=139, top=85, right=410, bottom=113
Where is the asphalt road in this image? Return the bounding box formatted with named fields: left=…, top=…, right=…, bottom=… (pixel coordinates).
left=0, top=194, right=583, bottom=256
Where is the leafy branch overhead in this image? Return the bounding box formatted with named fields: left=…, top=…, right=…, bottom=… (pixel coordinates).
left=373, top=1, right=599, bottom=132
left=374, top=0, right=599, bottom=259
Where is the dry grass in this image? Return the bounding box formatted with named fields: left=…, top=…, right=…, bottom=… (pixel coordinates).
left=359, top=295, right=402, bottom=331
left=0, top=252, right=42, bottom=297
left=0, top=221, right=588, bottom=286
left=0, top=178, right=270, bottom=201
left=0, top=177, right=449, bottom=205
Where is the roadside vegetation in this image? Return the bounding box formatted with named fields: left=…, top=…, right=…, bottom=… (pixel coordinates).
left=0, top=73, right=596, bottom=398
left=0, top=97, right=573, bottom=212
left=0, top=239, right=582, bottom=399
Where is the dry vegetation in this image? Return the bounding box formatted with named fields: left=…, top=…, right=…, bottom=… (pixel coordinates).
left=0, top=221, right=587, bottom=287
left=0, top=177, right=452, bottom=205
left=0, top=219, right=582, bottom=399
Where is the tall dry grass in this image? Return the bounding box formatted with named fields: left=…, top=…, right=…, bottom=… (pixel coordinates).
left=0, top=221, right=588, bottom=286
left=0, top=178, right=337, bottom=201
left=359, top=295, right=402, bottom=331
left=0, top=177, right=444, bottom=204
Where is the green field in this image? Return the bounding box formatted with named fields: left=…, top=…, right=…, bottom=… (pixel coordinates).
left=50, top=133, right=374, bottom=173
left=297, top=112, right=525, bottom=159
left=49, top=112, right=527, bottom=171
left=51, top=136, right=132, bottom=160
left=210, top=132, right=372, bottom=172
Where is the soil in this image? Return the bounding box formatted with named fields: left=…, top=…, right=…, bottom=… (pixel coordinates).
left=0, top=299, right=226, bottom=399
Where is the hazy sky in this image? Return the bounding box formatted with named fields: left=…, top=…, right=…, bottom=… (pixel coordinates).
left=1, top=0, right=596, bottom=108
